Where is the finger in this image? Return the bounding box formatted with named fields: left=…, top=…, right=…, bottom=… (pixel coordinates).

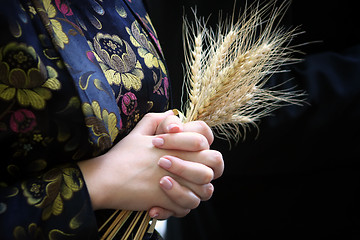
left=172, top=178, right=215, bottom=201
left=158, top=156, right=214, bottom=185
left=172, top=208, right=191, bottom=218
left=132, top=111, right=174, bottom=135
left=148, top=207, right=174, bottom=220
left=148, top=201, right=191, bottom=219
left=155, top=115, right=184, bottom=135
left=196, top=183, right=214, bottom=201
left=183, top=121, right=214, bottom=145
left=197, top=150, right=224, bottom=180
left=155, top=116, right=214, bottom=145
left=148, top=206, right=191, bottom=219
left=159, top=176, right=201, bottom=210
left=167, top=150, right=224, bottom=180
left=152, top=132, right=209, bottom=151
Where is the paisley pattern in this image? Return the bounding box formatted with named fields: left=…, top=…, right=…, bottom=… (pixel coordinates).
left=0, top=0, right=169, bottom=239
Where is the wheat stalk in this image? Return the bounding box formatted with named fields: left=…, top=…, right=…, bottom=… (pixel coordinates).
left=100, top=1, right=304, bottom=239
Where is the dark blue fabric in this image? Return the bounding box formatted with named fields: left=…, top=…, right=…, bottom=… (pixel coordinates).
left=0, top=0, right=169, bottom=239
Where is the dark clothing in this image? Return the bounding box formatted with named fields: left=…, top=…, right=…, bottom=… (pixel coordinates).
left=0, top=0, right=169, bottom=239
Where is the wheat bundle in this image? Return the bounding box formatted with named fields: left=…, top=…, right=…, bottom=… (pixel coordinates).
left=100, top=1, right=303, bottom=239
left=181, top=1, right=303, bottom=141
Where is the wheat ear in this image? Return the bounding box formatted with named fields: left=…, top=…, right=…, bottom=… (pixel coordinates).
left=182, top=1, right=304, bottom=141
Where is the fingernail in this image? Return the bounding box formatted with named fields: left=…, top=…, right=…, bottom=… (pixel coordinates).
left=160, top=177, right=173, bottom=190
left=167, top=124, right=181, bottom=133
left=152, top=137, right=164, bottom=147
left=149, top=210, right=159, bottom=219
left=158, top=157, right=172, bottom=169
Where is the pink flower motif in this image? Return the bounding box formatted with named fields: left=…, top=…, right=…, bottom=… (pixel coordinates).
left=163, top=77, right=169, bottom=99
left=10, top=109, right=37, bottom=133
left=121, top=92, right=137, bottom=115
left=55, top=0, right=73, bottom=16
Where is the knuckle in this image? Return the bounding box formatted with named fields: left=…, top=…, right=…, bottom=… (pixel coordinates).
left=205, top=150, right=224, bottom=179
left=201, top=183, right=214, bottom=201
left=193, top=134, right=208, bottom=150
left=189, top=197, right=201, bottom=209
left=144, top=112, right=156, bottom=118
left=201, top=168, right=214, bottom=184
left=176, top=190, right=201, bottom=210
left=196, top=120, right=214, bottom=143
left=196, top=120, right=209, bottom=132
left=212, top=151, right=224, bottom=168
left=169, top=114, right=182, bottom=123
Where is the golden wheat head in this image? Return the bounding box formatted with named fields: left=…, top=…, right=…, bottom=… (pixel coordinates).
left=182, top=1, right=304, bottom=142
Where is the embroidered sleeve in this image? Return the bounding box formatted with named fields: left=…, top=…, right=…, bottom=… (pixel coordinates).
left=0, top=164, right=98, bottom=239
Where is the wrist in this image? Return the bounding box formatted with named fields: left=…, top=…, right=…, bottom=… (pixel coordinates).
left=77, top=156, right=108, bottom=211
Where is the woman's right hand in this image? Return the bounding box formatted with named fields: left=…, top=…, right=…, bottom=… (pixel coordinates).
left=78, top=111, right=223, bottom=218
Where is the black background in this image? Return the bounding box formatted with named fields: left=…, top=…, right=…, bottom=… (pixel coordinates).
left=145, top=1, right=360, bottom=239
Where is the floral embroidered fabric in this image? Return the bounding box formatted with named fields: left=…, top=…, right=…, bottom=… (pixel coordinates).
left=0, top=0, right=169, bottom=239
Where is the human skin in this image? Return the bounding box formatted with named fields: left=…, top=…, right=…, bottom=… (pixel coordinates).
left=78, top=111, right=224, bottom=219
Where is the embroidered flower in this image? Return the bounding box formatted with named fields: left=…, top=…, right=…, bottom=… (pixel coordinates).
left=55, top=0, right=73, bottom=16
left=37, top=0, right=69, bottom=49
left=23, top=144, right=33, bottom=152
left=33, top=133, right=43, bottom=142
left=90, top=33, right=144, bottom=90
left=82, top=101, right=119, bottom=150
left=121, top=92, right=137, bottom=115
left=126, top=20, right=166, bottom=74
left=21, top=179, right=46, bottom=206
left=10, top=109, right=37, bottom=133
left=30, top=183, right=41, bottom=195
left=0, top=42, right=61, bottom=110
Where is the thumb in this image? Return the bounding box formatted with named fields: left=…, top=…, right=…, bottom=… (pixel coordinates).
left=131, top=110, right=174, bottom=136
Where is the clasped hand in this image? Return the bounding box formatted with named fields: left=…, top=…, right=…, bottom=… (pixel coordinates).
left=78, top=110, right=224, bottom=219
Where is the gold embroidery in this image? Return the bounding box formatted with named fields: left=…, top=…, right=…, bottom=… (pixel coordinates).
left=13, top=223, right=43, bottom=240
left=0, top=42, right=61, bottom=110
left=90, top=33, right=144, bottom=90
left=126, top=20, right=166, bottom=74
left=82, top=101, right=119, bottom=147
left=36, top=0, right=69, bottom=49
left=22, top=167, right=84, bottom=220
